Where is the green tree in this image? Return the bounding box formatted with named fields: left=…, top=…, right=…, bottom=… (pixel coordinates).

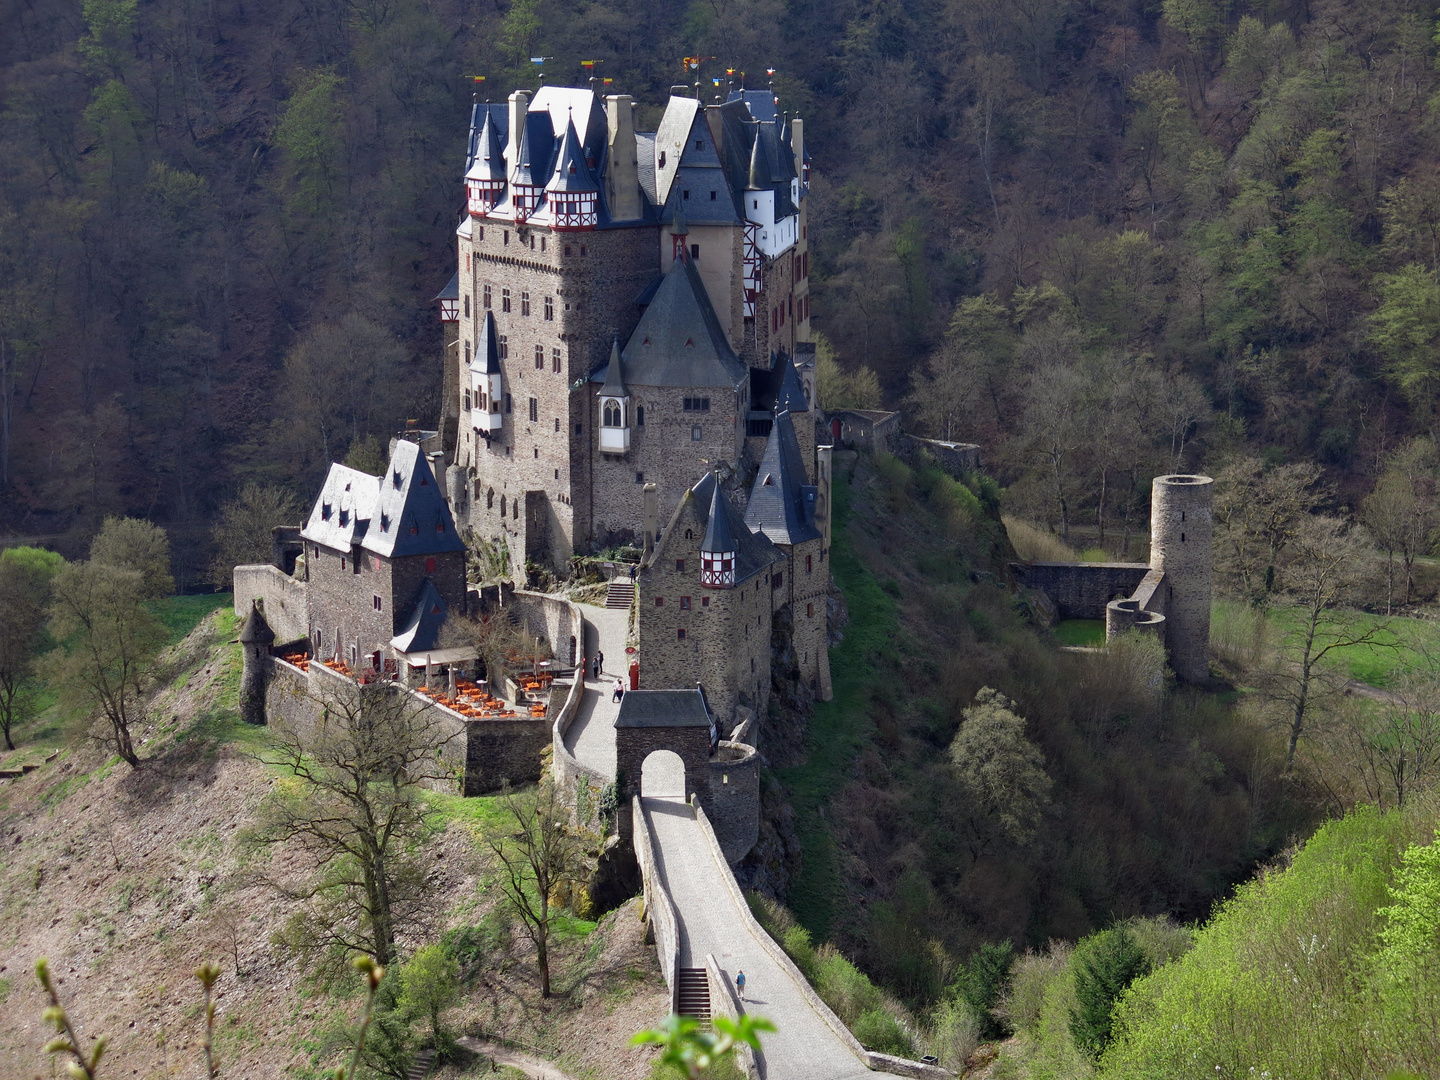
left=1362, top=438, right=1440, bottom=611
left=949, top=688, right=1052, bottom=854
left=1070, top=926, right=1150, bottom=1056
left=396, top=944, right=459, bottom=1046
left=77, top=0, right=138, bottom=79
left=0, top=546, right=62, bottom=749
left=49, top=561, right=167, bottom=768
left=954, top=940, right=1015, bottom=1039
left=209, top=484, right=303, bottom=587
left=275, top=70, right=344, bottom=219
left=90, top=516, right=174, bottom=599
left=1371, top=264, right=1440, bottom=417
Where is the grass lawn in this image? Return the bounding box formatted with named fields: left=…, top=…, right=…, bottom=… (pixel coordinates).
left=1055, top=619, right=1105, bottom=647
left=155, top=591, right=232, bottom=641
left=1230, top=601, right=1440, bottom=688
left=777, top=473, right=897, bottom=941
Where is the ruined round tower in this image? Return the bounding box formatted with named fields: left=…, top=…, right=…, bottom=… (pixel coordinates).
left=1149, top=474, right=1213, bottom=684
left=238, top=602, right=275, bottom=726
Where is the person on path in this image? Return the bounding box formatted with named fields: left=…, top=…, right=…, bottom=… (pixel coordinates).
left=612, top=677, right=625, bottom=703
left=596, top=649, right=604, bottom=675
left=736, top=970, right=746, bottom=1001
left=591, top=654, right=600, bottom=680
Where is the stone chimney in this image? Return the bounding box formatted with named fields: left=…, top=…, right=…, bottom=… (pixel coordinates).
left=605, top=94, right=641, bottom=222
left=507, top=90, right=529, bottom=176
left=790, top=116, right=805, bottom=181
left=642, top=482, right=658, bottom=559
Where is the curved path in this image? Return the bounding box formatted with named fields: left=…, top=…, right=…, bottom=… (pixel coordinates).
left=562, top=602, right=630, bottom=779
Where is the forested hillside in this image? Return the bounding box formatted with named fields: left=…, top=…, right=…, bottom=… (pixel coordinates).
left=2, top=0, right=1436, bottom=579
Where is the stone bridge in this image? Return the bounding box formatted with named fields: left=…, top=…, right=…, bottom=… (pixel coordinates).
left=556, top=602, right=946, bottom=1080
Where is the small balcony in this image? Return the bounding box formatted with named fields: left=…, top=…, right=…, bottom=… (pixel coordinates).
left=599, top=425, right=630, bottom=453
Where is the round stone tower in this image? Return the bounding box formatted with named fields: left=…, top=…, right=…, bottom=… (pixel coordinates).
left=238, top=602, right=275, bottom=726
left=1149, top=474, right=1213, bottom=684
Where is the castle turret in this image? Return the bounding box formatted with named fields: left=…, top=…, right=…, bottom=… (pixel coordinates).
left=1150, top=474, right=1213, bottom=684
left=471, top=310, right=504, bottom=437
left=699, top=479, right=737, bottom=589
left=509, top=106, right=542, bottom=219
left=545, top=116, right=598, bottom=229
left=239, top=602, right=275, bottom=726
left=465, top=108, right=507, bottom=215
left=597, top=338, right=630, bottom=453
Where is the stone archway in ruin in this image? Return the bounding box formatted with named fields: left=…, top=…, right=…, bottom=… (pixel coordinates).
left=640, top=749, right=687, bottom=799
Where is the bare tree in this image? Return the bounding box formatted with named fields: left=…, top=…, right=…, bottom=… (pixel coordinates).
left=49, top=561, right=168, bottom=768
left=1361, top=437, right=1439, bottom=612
left=248, top=680, right=457, bottom=967
left=1318, top=679, right=1440, bottom=811
left=1213, top=458, right=1328, bottom=607
left=1021, top=362, right=1087, bottom=544
left=483, top=779, right=590, bottom=998
left=0, top=547, right=62, bottom=750
left=1269, top=516, right=1389, bottom=769
left=209, top=483, right=302, bottom=586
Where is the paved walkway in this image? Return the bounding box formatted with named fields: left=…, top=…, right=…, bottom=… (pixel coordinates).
left=644, top=798, right=887, bottom=1080
left=562, top=603, right=630, bottom=780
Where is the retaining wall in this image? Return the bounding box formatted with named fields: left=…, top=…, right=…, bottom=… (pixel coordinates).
left=634, top=795, right=681, bottom=1013
left=511, top=589, right=581, bottom=669
left=233, top=565, right=309, bottom=645
left=899, top=435, right=982, bottom=476
left=706, top=741, right=760, bottom=864
left=1010, top=562, right=1151, bottom=620
left=706, top=952, right=760, bottom=1080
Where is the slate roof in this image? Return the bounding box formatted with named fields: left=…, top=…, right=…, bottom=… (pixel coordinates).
left=614, top=688, right=712, bottom=729
left=390, top=579, right=448, bottom=653
left=727, top=88, right=779, bottom=123
left=239, top=604, right=275, bottom=644
left=600, top=338, right=626, bottom=396
left=545, top=117, right=598, bottom=194
left=701, top=478, right=736, bottom=553
left=745, top=411, right=821, bottom=546
left=466, top=108, right=507, bottom=182
left=773, top=351, right=810, bottom=412
left=364, top=439, right=465, bottom=559
left=476, top=310, right=501, bottom=374
left=464, top=103, right=509, bottom=174
left=510, top=120, right=544, bottom=187
left=613, top=256, right=747, bottom=389
left=653, top=95, right=700, bottom=207
left=300, top=464, right=381, bottom=552
left=687, top=472, right=780, bottom=584
left=433, top=270, right=459, bottom=303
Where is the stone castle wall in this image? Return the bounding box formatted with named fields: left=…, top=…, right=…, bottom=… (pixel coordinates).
left=1150, top=474, right=1214, bottom=683
left=233, top=565, right=308, bottom=646
left=706, top=741, right=759, bottom=864
left=1011, top=562, right=1153, bottom=620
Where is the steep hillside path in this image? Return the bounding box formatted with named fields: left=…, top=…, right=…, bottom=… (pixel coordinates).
left=644, top=797, right=897, bottom=1080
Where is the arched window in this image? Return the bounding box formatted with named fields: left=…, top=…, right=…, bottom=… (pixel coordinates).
left=602, top=400, right=622, bottom=427
left=500, top=495, right=506, bottom=517
left=486, top=488, right=494, bottom=509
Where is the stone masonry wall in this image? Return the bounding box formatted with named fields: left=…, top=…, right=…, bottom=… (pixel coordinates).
left=616, top=723, right=713, bottom=804
left=1011, top=562, right=1153, bottom=621
left=509, top=589, right=581, bottom=669
left=706, top=741, right=759, bottom=863
left=591, top=383, right=747, bottom=548
left=456, top=220, right=659, bottom=571
left=636, top=497, right=774, bottom=726
left=233, top=565, right=308, bottom=646
left=464, top=716, right=551, bottom=794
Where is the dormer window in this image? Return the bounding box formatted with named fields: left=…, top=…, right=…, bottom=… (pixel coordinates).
left=393, top=471, right=403, bottom=488
left=410, top=524, right=419, bottom=535
left=658, top=151, right=667, bottom=168
left=380, top=513, right=390, bottom=532
left=339, top=509, right=349, bottom=526
left=436, top=521, right=446, bottom=533
left=321, top=503, right=332, bottom=521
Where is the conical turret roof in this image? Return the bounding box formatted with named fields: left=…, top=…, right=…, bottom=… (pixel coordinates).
left=745, top=410, right=821, bottom=546
left=701, top=477, right=736, bottom=553
left=747, top=125, right=773, bottom=191
left=239, top=603, right=275, bottom=644
left=600, top=337, right=626, bottom=396
left=512, top=122, right=541, bottom=187
left=477, top=310, right=501, bottom=374
left=546, top=115, right=598, bottom=193
left=671, top=197, right=689, bottom=236
left=466, top=109, right=507, bottom=182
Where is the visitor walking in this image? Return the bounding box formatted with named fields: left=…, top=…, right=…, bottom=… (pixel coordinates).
left=596, top=649, right=604, bottom=675
left=736, top=970, right=746, bottom=1002
left=591, top=654, right=600, bottom=680
left=612, top=677, right=625, bottom=703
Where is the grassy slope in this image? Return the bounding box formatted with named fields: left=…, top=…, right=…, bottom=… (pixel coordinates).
left=0, top=600, right=661, bottom=1080
left=778, top=473, right=898, bottom=939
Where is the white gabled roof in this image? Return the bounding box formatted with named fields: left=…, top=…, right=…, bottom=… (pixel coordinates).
left=300, top=465, right=382, bottom=553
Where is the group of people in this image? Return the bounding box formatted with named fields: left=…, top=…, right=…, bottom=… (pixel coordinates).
left=587, top=650, right=626, bottom=703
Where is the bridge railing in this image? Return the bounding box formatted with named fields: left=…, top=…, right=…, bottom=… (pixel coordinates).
left=633, top=795, right=681, bottom=1013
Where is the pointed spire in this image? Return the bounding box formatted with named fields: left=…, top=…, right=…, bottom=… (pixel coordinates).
left=512, top=120, right=540, bottom=187
left=239, top=601, right=275, bottom=645
left=546, top=115, right=597, bottom=193
left=477, top=310, right=501, bottom=373
left=467, top=108, right=507, bottom=181
left=672, top=195, right=689, bottom=236
left=701, top=476, right=736, bottom=554
left=601, top=336, right=626, bottom=396
left=747, top=124, right=773, bottom=191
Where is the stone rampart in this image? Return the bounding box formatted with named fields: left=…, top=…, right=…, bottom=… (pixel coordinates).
left=464, top=715, right=551, bottom=795
left=233, top=565, right=309, bottom=646
left=706, top=741, right=759, bottom=864
left=1010, top=562, right=1151, bottom=620
left=634, top=795, right=681, bottom=1012
left=511, top=589, right=581, bottom=670
left=899, top=435, right=982, bottom=476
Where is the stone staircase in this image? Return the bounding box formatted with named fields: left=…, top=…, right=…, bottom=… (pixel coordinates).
left=676, top=966, right=711, bottom=1025
left=405, top=1047, right=436, bottom=1079
left=605, top=578, right=635, bottom=609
